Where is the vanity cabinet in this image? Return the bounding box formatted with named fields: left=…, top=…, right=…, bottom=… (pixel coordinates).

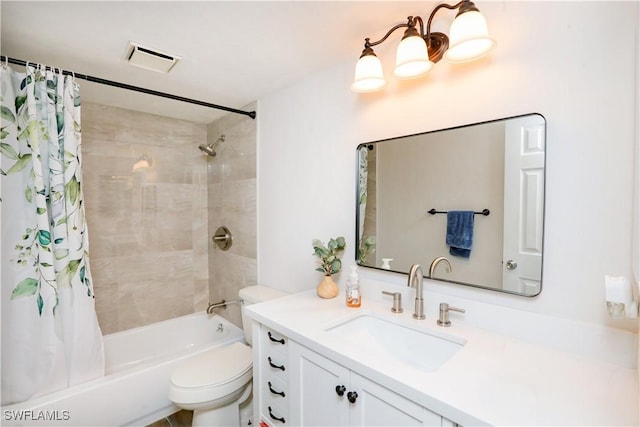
left=289, top=340, right=456, bottom=427
left=253, top=323, right=457, bottom=427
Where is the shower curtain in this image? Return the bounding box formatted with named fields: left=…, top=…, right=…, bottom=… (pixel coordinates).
left=358, top=145, right=368, bottom=242
left=1, top=65, right=104, bottom=405
left=357, top=145, right=373, bottom=263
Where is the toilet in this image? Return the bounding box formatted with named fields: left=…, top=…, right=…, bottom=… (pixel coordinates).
left=169, top=286, right=287, bottom=426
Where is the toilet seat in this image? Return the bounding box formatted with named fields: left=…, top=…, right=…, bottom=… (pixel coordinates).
left=169, top=341, right=252, bottom=406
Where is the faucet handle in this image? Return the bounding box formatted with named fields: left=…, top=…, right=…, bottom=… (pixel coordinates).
left=437, top=302, right=465, bottom=327
left=381, top=291, right=403, bottom=313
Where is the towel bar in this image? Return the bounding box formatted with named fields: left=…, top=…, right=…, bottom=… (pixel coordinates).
left=428, top=208, right=490, bottom=216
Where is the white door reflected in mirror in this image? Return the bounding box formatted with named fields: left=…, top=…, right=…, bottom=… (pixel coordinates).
left=503, top=115, right=545, bottom=294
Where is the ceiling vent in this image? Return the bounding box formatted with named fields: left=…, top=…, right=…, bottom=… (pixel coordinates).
left=124, top=41, right=180, bottom=73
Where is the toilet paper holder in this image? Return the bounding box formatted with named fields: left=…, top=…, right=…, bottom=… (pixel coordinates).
left=605, top=275, right=638, bottom=318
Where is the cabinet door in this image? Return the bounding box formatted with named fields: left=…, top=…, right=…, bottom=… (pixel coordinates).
left=290, top=342, right=350, bottom=426
left=289, top=341, right=454, bottom=427
left=349, top=373, right=442, bottom=426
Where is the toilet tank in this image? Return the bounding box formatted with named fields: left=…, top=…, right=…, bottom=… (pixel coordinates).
left=239, top=286, right=288, bottom=345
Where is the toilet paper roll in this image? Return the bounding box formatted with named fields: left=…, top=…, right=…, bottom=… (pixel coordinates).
left=605, top=275, right=637, bottom=318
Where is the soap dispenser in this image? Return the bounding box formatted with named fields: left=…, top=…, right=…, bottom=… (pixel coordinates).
left=346, top=265, right=361, bottom=308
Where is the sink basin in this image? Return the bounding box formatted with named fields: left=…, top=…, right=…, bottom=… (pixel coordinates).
left=325, top=315, right=465, bottom=372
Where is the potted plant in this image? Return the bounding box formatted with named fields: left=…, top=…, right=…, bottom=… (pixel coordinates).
left=312, top=236, right=346, bottom=298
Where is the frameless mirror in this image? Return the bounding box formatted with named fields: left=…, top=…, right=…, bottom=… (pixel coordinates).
left=356, top=113, right=546, bottom=296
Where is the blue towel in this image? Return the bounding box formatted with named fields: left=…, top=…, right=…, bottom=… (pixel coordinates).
left=446, top=211, right=474, bottom=258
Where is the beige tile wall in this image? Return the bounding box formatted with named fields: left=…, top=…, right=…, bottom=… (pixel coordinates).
left=82, top=103, right=209, bottom=334
left=206, top=103, right=257, bottom=328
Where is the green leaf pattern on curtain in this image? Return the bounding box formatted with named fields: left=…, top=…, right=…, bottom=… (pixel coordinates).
left=1, top=66, right=93, bottom=316
left=1, top=65, right=104, bottom=405
left=357, top=146, right=368, bottom=256
left=358, top=146, right=368, bottom=211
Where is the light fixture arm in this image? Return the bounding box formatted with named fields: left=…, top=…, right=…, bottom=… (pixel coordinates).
left=359, top=2, right=475, bottom=63
left=362, top=17, right=416, bottom=49
left=425, top=0, right=467, bottom=44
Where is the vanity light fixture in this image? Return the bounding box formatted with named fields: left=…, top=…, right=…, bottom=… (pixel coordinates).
left=350, top=0, right=496, bottom=93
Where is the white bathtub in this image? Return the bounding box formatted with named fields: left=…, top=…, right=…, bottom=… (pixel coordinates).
left=1, top=312, right=244, bottom=427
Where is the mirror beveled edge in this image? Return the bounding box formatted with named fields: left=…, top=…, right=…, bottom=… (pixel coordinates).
left=355, top=113, right=547, bottom=297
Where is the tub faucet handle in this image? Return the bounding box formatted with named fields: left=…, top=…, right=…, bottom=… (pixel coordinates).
left=381, top=291, right=403, bottom=313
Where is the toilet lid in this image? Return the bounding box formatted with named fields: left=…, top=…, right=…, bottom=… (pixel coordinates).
left=171, top=342, right=252, bottom=388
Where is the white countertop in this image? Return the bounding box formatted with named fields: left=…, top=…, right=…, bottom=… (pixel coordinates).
left=246, top=288, right=638, bottom=426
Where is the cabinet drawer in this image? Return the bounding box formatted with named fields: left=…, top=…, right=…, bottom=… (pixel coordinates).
left=261, top=327, right=289, bottom=351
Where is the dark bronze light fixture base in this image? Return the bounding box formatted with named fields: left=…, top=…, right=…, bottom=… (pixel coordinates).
left=427, top=32, right=450, bottom=63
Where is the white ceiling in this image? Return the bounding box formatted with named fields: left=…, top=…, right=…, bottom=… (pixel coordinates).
left=1, top=1, right=432, bottom=123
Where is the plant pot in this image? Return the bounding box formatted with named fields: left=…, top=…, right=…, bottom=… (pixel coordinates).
left=317, top=275, right=339, bottom=299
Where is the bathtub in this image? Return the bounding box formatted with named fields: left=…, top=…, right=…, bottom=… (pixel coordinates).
left=1, top=312, right=244, bottom=427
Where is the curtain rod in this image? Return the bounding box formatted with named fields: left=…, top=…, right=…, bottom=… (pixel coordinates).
left=1, top=55, right=256, bottom=120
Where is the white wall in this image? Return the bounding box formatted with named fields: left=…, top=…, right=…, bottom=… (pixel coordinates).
left=257, top=2, right=638, bottom=330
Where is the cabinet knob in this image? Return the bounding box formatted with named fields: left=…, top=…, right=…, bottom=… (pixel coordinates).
left=347, top=391, right=358, bottom=403
left=335, top=385, right=346, bottom=396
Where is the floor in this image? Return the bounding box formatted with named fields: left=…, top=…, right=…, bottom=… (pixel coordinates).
left=147, top=410, right=193, bottom=427
left=146, top=397, right=254, bottom=426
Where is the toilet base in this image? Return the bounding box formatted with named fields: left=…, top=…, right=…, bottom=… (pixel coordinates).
left=190, top=382, right=252, bottom=427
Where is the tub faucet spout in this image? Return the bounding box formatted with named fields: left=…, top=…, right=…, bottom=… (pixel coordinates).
left=407, top=264, right=425, bottom=320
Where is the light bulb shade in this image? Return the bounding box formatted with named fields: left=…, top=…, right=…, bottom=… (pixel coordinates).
left=351, top=53, right=385, bottom=93
left=132, top=156, right=151, bottom=172
left=444, top=10, right=496, bottom=63
left=393, top=35, right=432, bottom=79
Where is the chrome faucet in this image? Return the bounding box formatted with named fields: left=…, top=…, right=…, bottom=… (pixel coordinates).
left=429, top=256, right=452, bottom=279
left=407, top=264, right=425, bottom=320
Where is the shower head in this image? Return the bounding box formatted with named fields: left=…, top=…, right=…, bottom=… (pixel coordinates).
left=198, top=134, right=225, bottom=157
left=198, top=144, right=217, bottom=156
